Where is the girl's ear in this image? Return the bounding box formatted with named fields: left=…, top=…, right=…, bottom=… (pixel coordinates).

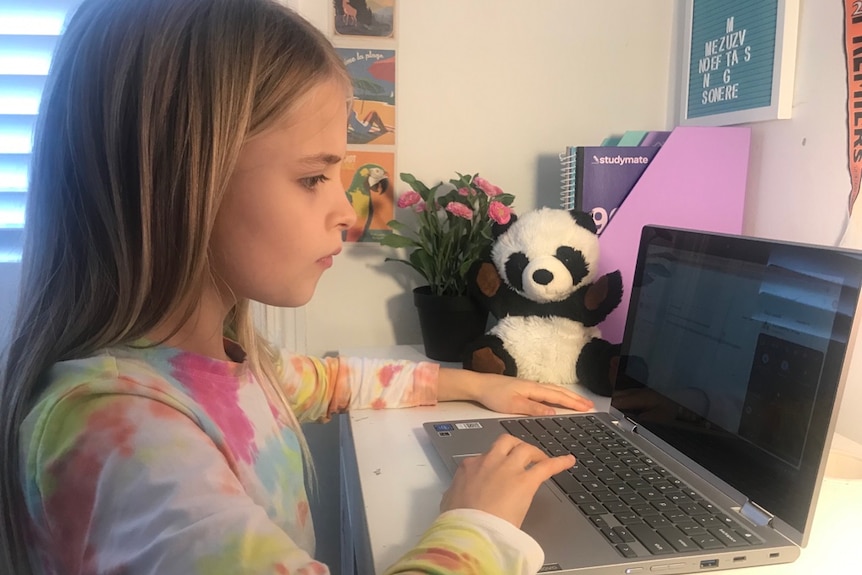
left=492, top=213, right=517, bottom=238
left=568, top=209, right=598, bottom=235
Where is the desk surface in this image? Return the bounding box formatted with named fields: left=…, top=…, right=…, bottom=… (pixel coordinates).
left=340, top=345, right=861, bottom=574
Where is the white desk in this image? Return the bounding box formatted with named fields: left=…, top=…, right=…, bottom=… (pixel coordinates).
left=339, top=345, right=862, bottom=574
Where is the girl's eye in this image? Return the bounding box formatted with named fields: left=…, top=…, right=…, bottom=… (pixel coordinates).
left=300, top=174, right=330, bottom=190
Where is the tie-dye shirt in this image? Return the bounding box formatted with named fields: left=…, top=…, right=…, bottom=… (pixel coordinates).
left=20, top=341, right=544, bottom=575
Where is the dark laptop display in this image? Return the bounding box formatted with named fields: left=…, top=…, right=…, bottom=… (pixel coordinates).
left=613, top=226, right=862, bottom=542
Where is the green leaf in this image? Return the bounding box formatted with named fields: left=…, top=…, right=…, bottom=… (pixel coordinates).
left=495, top=193, right=517, bottom=205
left=386, top=220, right=412, bottom=235
left=378, top=234, right=419, bottom=248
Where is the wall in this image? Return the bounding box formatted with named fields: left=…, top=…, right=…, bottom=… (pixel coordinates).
left=666, top=0, right=862, bottom=443
left=299, top=0, right=676, bottom=355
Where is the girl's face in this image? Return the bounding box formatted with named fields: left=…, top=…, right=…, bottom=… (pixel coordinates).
left=211, top=78, right=356, bottom=308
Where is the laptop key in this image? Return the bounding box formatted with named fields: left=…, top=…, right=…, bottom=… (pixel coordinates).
left=615, top=543, right=638, bottom=558
left=709, top=527, right=750, bottom=547
left=677, top=521, right=708, bottom=536
left=593, top=491, right=620, bottom=503
left=628, top=523, right=675, bottom=555
left=690, top=533, right=725, bottom=550
left=612, top=525, right=637, bottom=543
left=631, top=503, right=659, bottom=516
left=604, top=500, right=629, bottom=514
left=551, top=472, right=584, bottom=494
left=679, top=502, right=708, bottom=515
left=695, top=515, right=725, bottom=528
left=735, top=528, right=763, bottom=545
left=601, top=527, right=626, bottom=545
left=656, top=526, right=698, bottom=552
left=569, top=492, right=598, bottom=505
left=578, top=502, right=607, bottom=515
left=644, top=515, right=672, bottom=529
left=615, top=512, right=643, bottom=525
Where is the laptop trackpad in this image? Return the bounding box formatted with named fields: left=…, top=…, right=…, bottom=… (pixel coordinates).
left=521, top=482, right=622, bottom=568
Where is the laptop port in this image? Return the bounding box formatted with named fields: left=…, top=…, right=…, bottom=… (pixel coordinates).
left=733, top=556, right=746, bottom=562
left=700, top=559, right=719, bottom=569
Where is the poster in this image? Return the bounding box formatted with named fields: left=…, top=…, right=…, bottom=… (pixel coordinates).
left=340, top=150, right=395, bottom=243
left=337, top=48, right=395, bottom=146
left=845, top=0, right=862, bottom=216
left=680, top=0, right=798, bottom=126
left=333, top=0, right=395, bottom=38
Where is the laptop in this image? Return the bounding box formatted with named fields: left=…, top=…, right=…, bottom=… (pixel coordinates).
left=424, top=225, right=862, bottom=574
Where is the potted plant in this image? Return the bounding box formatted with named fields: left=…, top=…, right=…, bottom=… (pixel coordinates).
left=379, top=172, right=516, bottom=361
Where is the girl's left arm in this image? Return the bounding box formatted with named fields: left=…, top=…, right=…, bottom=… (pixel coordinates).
left=280, top=354, right=439, bottom=423
left=280, top=354, right=593, bottom=423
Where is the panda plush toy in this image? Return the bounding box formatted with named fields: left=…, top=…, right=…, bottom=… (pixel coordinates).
left=462, top=207, right=623, bottom=396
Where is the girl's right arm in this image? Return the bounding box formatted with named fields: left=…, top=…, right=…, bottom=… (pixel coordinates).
left=383, top=435, right=575, bottom=575
left=23, top=387, right=570, bottom=575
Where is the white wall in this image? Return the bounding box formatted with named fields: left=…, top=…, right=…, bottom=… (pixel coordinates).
left=301, top=0, right=676, bottom=356
left=674, top=0, right=862, bottom=444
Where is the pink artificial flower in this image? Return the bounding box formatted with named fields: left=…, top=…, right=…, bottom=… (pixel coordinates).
left=414, top=201, right=427, bottom=213
left=473, top=176, right=503, bottom=197
left=397, top=191, right=422, bottom=208
left=457, top=187, right=473, bottom=197
left=488, top=201, right=512, bottom=225
left=445, top=201, right=474, bottom=220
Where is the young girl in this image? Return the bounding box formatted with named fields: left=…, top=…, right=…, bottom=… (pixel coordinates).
left=0, top=1, right=594, bottom=573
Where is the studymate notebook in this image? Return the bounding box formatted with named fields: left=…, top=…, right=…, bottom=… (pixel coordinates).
left=559, top=145, right=659, bottom=234
left=425, top=225, right=862, bottom=574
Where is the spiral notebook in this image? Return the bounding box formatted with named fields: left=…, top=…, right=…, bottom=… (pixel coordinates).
left=559, top=145, right=660, bottom=234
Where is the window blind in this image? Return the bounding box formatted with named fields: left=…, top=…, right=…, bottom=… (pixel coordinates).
left=0, top=0, right=78, bottom=262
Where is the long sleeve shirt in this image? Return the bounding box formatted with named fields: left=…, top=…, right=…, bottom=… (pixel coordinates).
left=20, top=340, right=543, bottom=574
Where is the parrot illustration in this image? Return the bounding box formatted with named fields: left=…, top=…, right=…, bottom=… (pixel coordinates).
left=343, top=163, right=391, bottom=242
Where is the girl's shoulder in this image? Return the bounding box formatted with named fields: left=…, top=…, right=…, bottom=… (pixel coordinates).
left=24, top=343, right=252, bottom=438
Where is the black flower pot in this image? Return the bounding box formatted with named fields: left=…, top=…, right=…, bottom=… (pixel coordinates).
left=413, top=285, right=489, bottom=362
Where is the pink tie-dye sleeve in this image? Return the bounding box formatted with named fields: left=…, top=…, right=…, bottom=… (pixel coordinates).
left=23, top=392, right=329, bottom=575
left=280, top=354, right=440, bottom=423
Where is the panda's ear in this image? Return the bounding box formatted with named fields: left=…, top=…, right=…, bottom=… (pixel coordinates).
left=568, top=209, right=598, bottom=235
left=492, top=213, right=518, bottom=238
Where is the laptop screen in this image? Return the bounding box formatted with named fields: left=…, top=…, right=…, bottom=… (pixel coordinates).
left=612, top=226, right=862, bottom=537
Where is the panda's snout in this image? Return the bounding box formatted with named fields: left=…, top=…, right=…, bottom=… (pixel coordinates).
left=532, top=269, right=553, bottom=285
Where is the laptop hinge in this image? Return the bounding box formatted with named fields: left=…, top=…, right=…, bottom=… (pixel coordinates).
left=617, top=417, right=638, bottom=434
left=740, top=499, right=774, bottom=527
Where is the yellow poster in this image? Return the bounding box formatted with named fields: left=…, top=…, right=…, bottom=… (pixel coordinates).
left=340, top=150, right=395, bottom=243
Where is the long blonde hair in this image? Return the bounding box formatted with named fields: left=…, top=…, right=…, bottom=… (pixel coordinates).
left=0, top=0, right=347, bottom=571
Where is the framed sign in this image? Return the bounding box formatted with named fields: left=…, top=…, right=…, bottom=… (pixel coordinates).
left=680, top=0, right=799, bottom=126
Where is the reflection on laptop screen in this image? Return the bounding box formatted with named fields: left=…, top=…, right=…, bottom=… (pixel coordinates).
left=613, top=226, right=862, bottom=536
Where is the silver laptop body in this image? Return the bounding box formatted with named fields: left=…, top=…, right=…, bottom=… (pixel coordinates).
left=425, top=225, right=862, bottom=574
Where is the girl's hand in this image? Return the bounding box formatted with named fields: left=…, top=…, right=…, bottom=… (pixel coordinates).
left=440, top=434, right=575, bottom=527
left=437, top=367, right=594, bottom=416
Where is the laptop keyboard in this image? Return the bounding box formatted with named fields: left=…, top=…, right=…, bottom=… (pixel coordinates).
left=500, top=414, right=764, bottom=559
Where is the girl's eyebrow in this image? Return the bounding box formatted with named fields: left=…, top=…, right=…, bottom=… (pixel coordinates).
left=298, top=153, right=342, bottom=167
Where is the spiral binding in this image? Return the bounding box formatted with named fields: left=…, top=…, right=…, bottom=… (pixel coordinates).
left=559, top=146, right=577, bottom=210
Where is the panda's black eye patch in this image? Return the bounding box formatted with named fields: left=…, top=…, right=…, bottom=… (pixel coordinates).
left=556, top=246, right=588, bottom=285
left=505, top=252, right=528, bottom=292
